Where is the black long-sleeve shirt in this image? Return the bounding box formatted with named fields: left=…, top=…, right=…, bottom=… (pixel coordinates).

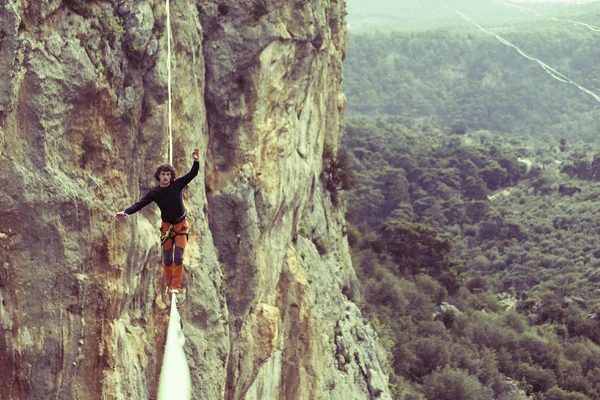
left=125, top=161, right=199, bottom=224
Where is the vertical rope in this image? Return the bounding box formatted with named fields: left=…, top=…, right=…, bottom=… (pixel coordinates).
left=166, top=0, right=173, bottom=165
left=158, top=3, right=191, bottom=398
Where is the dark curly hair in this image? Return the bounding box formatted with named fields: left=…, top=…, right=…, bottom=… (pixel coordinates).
left=154, top=164, right=177, bottom=183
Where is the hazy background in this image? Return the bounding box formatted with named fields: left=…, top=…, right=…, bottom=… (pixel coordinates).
left=346, top=0, right=600, bottom=31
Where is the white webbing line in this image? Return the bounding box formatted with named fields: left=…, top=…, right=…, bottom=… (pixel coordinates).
left=446, top=6, right=600, bottom=104
left=167, top=0, right=173, bottom=165
left=157, top=2, right=191, bottom=398
left=491, top=0, right=600, bottom=32
left=157, top=294, right=191, bottom=400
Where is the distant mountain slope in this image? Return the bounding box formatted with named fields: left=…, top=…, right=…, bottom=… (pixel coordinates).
left=346, top=0, right=600, bottom=32
left=342, top=27, right=600, bottom=142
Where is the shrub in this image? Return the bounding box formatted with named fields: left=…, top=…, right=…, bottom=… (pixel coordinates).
left=563, top=340, right=600, bottom=373
left=421, top=367, right=494, bottom=400
left=415, top=274, right=448, bottom=304
left=448, top=121, right=468, bottom=135
left=516, top=363, right=557, bottom=393
left=544, top=386, right=588, bottom=400
left=469, top=312, right=513, bottom=349
left=466, top=275, right=488, bottom=293
left=452, top=345, right=499, bottom=387
left=346, top=223, right=362, bottom=248
left=503, top=310, right=528, bottom=334
left=323, top=144, right=356, bottom=192
left=518, top=332, right=562, bottom=370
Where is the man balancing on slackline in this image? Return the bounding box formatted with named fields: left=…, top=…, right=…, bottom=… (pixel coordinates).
left=115, top=148, right=200, bottom=295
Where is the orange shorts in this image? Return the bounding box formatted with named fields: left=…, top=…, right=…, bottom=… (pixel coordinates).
left=160, top=219, right=188, bottom=289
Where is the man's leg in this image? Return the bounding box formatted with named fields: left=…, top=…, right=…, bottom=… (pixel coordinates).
left=160, top=222, right=175, bottom=288
left=171, top=220, right=188, bottom=290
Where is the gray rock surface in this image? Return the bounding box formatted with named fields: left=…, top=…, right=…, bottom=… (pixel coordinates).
left=0, top=1, right=390, bottom=399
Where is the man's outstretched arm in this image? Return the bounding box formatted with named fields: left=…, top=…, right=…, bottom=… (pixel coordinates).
left=115, top=190, right=156, bottom=221
left=177, top=148, right=200, bottom=188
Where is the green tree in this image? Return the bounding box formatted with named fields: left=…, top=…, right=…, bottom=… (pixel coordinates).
left=422, top=367, right=494, bottom=400
left=381, top=219, right=450, bottom=277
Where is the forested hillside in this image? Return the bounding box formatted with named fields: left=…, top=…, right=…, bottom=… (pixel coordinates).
left=343, top=27, right=600, bottom=141
left=340, top=5, right=600, bottom=399
left=340, top=117, right=600, bottom=399
left=345, top=0, right=595, bottom=32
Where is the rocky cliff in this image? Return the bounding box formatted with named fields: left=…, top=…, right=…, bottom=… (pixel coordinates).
left=0, top=1, right=391, bottom=399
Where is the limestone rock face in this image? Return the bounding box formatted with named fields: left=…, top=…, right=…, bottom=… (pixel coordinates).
left=0, top=0, right=390, bottom=399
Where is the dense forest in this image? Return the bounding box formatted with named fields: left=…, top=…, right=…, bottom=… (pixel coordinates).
left=339, top=6, right=600, bottom=400
left=343, top=28, right=600, bottom=141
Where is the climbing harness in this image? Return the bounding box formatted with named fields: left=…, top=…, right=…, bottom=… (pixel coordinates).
left=160, top=213, right=189, bottom=246
left=160, top=224, right=189, bottom=246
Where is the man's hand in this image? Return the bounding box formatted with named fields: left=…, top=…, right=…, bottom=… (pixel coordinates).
left=192, top=148, right=200, bottom=161
left=115, top=211, right=128, bottom=221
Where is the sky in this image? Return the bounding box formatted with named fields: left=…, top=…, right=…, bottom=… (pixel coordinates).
left=511, top=0, right=599, bottom=2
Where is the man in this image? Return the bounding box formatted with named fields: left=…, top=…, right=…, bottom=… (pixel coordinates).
left=116, top=149, right=200, bottom=294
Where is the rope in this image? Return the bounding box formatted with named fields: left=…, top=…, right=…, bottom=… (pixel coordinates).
left=166, top=0, right=173, bottom=165
left=157, top=4, right=190, bottom=398
left=446, top=6, right=600, bottom=104
left=157, top=294, right=191, bottom=400
left=491, top=0, right=600, bottom=32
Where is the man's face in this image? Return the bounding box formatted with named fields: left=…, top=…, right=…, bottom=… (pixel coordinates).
left=159, top=170, right=172, bottom=186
